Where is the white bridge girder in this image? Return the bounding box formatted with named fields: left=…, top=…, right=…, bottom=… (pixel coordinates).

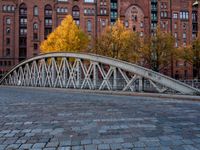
left=0, top=53, right=200, bottom=95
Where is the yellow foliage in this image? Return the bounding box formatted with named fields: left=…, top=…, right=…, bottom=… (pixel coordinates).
left=95, top=19, right=141, bottom=63
left=140, top=28, right=176, bottom=72
left=40, top=15, right=89, bottom=53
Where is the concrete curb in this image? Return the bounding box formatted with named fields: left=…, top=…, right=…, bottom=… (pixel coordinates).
left=1, top=85, right=200, bottom=101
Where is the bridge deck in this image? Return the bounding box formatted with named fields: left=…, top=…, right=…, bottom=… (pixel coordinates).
left=0, top=87, right=200, bottom=150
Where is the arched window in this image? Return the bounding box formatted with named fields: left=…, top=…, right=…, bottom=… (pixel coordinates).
left=72, top=6, right=80, bottom=17
left=45, top=5, right=52, bottom=16
left=3, top=5, right=7, bottom=11
left=33, top=23, right=38, bottom=30
left=34, top=6, right=38, bottom=16
left=19, top=3, right=27, bottom=15
left=7, top=5, right=11, bottom=11
left=87, top=20, right=92, bottom=32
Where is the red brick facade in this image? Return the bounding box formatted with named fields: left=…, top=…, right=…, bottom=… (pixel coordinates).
left=0, top=0, right=199, bottom=79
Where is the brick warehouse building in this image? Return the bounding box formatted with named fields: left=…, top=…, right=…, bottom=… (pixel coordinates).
left=0, top=0, right=199, bottom=79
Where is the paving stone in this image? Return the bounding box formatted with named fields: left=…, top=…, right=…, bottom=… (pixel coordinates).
left=31, top=129, right=42, bottom=133
left=43, top=148, right=56, bottom=150
left=85, top=144, right=98, bottom=150
left=98, top=144, right=110, bottom=150
left=160, top=146, right=172, bottom=150
left=183, top=145, right=199, bottom=150
left=81, top=139, right=92, bottom=145
left=0, top=144, right=8, bottom=149
left=182, top=139, right=194, bottom=144
left=32, top=143, right=46, bottom=148
left=60, top=140, right=71, bottom=146
left=58, top=147, right=71, bottom=150
left=171, top=140, right=184, bottom=146
left=145, top=141, right=160, bottom=147
left=72, top=145, right=84, bottom=150
left=46, top=142, right=59, bottom=148
left=6, top=143, right=21, bottom=149
left=122, top=143, right=133, bottom=148
left=192, top=138, right=200, bottom=143
left=133, top=141, right=146, bottom=148
left=19, top=144, right=33, bottom=149
left=93, top=139, right=102, bottom=144
left=110, top=143, right=122, bottom=149
left=0, top=130, right=11, bottom=134
left=4, top=133, right=16, bottom=138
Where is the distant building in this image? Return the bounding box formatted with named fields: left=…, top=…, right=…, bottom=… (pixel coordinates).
left=0, top=0, right=199, bottom=79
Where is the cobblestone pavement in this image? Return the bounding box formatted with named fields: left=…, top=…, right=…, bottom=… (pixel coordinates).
left=0, top=87, right=200, bottom=150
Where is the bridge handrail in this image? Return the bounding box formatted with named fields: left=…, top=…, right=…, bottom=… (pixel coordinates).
left=0, top=52, right=200, bottom=95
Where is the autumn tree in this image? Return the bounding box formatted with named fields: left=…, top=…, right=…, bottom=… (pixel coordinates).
left=178, top=36, right=200, bottom=79
left=40, top=15, right=89, bottom=53
left=141, top=28, right=175, bottom=72
left=95, top=19, right=141, bottom=63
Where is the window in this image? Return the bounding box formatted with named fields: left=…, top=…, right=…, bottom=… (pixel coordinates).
left=174, top=23, right=177, bottom=29
left=20, top=18, right=27, bottom=25
left=20, top=28, right=27, bottom=35
left=7, top=5, right=11, bottom=11
left=84, top=0, right=94, bottom=3
left=33, top=23, right=38, bottom=30
left=140, top=32, right=144, bottom=37
left=6, top=48, right=10, bottom=56
left=33, top=33, right=38, bottom=40
left=45, top=19, right=52, bottom=26
left=140, top=22, right=144, bottom=28
left=34, top=6, right=38, bottom=16
left=183, top=32, right=186, bottom=39
left=180, top=11, right=189, bottom=20
left=6, top=38, right=10, bottom=45
left=174, top=33, right=178, bottom=38
left=72, top=6, right=80, bottom=17
left=57, top=0, right=68, bottom=2
left=125, top=21, right=129, bottom=27
left=11, top=6, right=15, bottom=11
left=34, top=43, right=38, bottom=50
left=6, top=27, right=10, bottom=34
left=6, top=18, right=11, bottom=25
left=45, top=5, right=52, bottom=16
left=74, top=20, right=80, bottom=26
left=19, top=3, right=27, bottom=15
left=3, top=5, right=7, bottom=11
left=101, top=20, right=106, bottom=27
left=87, top=20, right=92, bottom=32
left=173, top=13, right=178, bottom=19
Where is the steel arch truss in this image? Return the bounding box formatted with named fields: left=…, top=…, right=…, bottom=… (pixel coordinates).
left=0, top=53, right=200, bottom=95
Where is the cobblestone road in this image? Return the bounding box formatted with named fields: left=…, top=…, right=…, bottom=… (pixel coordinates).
left=0, top=86, right=200, bottom=150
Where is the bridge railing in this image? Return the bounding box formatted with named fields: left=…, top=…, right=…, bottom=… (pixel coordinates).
left=0, top=52, right=200, bottom=95
left=180, top=80, right=200, bottom=89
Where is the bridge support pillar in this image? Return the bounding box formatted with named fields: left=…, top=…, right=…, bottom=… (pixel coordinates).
left=139, top=77, right=144, bottom=92
left=113, top=67, right=117, bottom=90
left=93, top=62, right=98, bottom=90
left=76, top=59, right=81, bottom=89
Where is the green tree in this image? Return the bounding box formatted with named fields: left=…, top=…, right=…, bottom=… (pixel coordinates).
left=40, top=15, right=89, bottom=53
left=141, top=28, right=176, bottom=72
left=95, top=19, right=141, bottom=63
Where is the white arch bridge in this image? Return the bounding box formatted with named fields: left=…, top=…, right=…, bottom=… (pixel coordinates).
left=0, top=53, right=200, bottom=95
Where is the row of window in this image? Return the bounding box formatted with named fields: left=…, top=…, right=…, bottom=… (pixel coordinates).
left=57, top=0, right=95, bottom=2
left=57, top=7, right=68, bottom=13
left=173, top=11, right=189, bottom=20
left=2, top=5, right=15, bottom=12
left=84, top=8, right=95, bottom=15
left=0, top=61, right=12, bottom=67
